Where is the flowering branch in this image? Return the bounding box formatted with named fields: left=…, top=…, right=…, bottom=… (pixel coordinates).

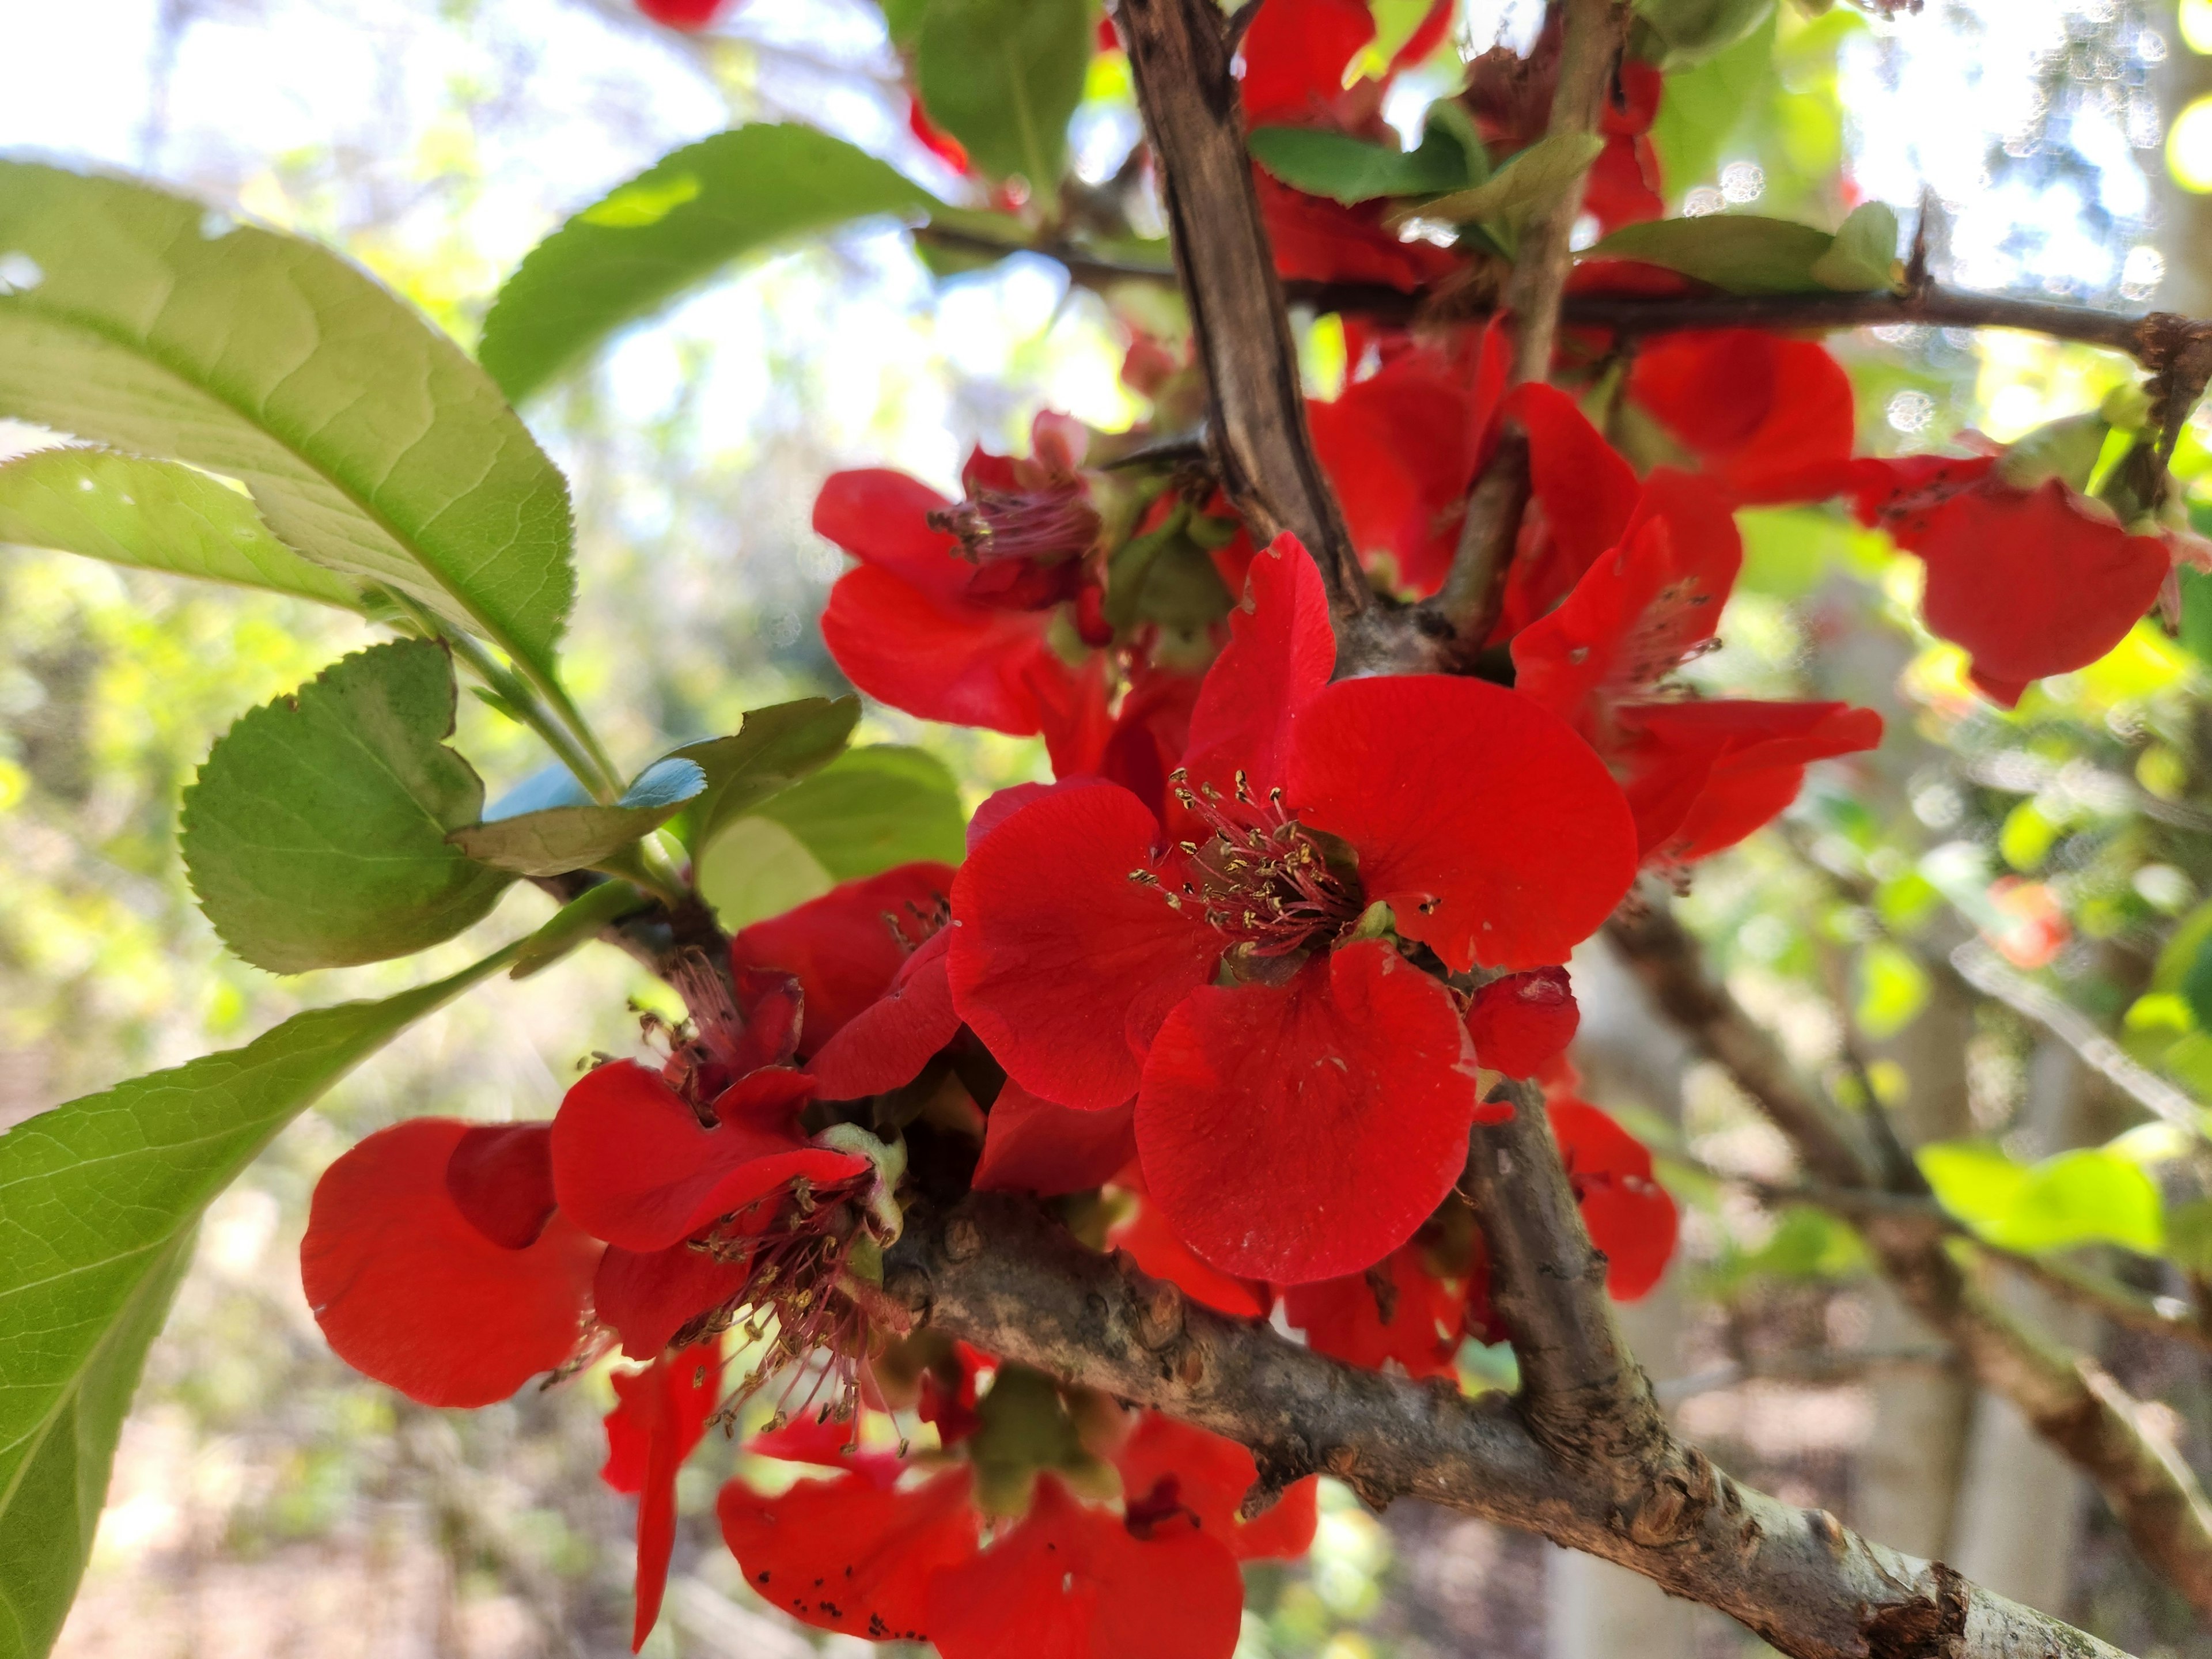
left=1112, top=0, right=1368, bottom=616
left=880, top=1190, right=2134, bottom=1659
left=1605, top=904, right=2212, bottom=1619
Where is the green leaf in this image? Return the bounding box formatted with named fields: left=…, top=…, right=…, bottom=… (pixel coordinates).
left=1919, top=1141, right=2165, bottom=1255
left=2179, top=568, right=2212, bottom=667
left=0, top=946, right=515, bottom=1659
left=507, top=879, right=653, bottom=980
left=1415, top=131, right=1605, bottom=230
left=451, top=756, right=706, bottom=878
left=179, top=641, right=513, bottom=974
left=1633, top=0, right=1777, bottom=70
left=1247, top=124, right=1477, bottom=205
left=479, top=126, right=940, bottom=404
left=696, top=815, right=836, bottom=931
left=0, top=448, right=361, bottom=611
left=675, top=695, right=862, bottom=849
left=914, top=0, right=1092, bottom=188
left=1591, top=213, right=1837, bottom=294
left=752, top=746, right=967, bottom=880
left=1807, top=200, right=1899, bottom=291
left=1995, top=411, right=2112, bottom=494
left=0, top=161, right=575, bottom=683
left=1851, top=941, right=1929, bottom=1040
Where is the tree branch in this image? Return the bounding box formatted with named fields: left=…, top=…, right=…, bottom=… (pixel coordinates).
left=880, top=1191, right=2134, bottom=1659
left=1605, top=905, right=2212, bottom=1619
left=1113, top=0, right=1367, bottom=615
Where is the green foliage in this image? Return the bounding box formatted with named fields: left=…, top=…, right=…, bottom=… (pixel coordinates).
left=0, top=948, right=514, bottom=1659
left=751, top=745, right=967, bottom=880
left=1592, top=210, right=1894, bottom=294
left=506, top=880, right=653, bottom=981
left=1246, top=118, right=1481, bottom=205
left=2176, top=567, right=2212, bottom=665
left=673, top=695, right=861, bottom=848
left=1419, top=132, right=1607, bottom=233
left=179, top=641, right=512, bottom=974
left=0, top=449, right=362, bottom=612
left=0, top=162, right=575, bottom=685
left=914, top=0, right=1093, bottom=186
left=1852, top=941, right=1929, bottom=1039
left=452, top=757, right=706, bottom=878
left=1806, top=202, right=1900, bottom=290
left=1918, top=1141, right=2165, bottom=1255
left=1633, top=0, right=1776, bottom=70
left=478, top=126, right=940, bottom=403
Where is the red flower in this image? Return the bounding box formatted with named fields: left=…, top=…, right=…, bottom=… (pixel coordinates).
left=1107, top=1192, right=1271, bottom=1320
left=1283, top=1243, right=1468, bottom=1380
left=1841, top=455, right=2171, bottom=706
left=1614, top=699, right=1886, bottom=863
left=1465, top=966, right=1580, bottom=1078
left=636, top=0, right=732, bottom=27
left=1490, top=382, right=1643, bottom=641
left=973, top=1080, right=1137, bottom=1198
left=1550, top=1098, right=1677, bottom=1300
left=926, top=1474, right=1245, bottom=1659
left=300, top=1119, right=600, bottom=1409
left=1627, top=331, right=1857, bottom=503
left=729, top=862, right=955, bottom=1058
left=1112, top=1414, right=1319, bottom=1561
left=1584, top=60, right=1665, bottom=234
left=950, top=540, right=1638, bottom=1282
left=602, top=1343, right=723, bottom=1650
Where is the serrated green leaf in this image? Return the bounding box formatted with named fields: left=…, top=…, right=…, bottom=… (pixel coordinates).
left=1247, top=124, right=1477, bottom=205
left=1414, top=131, right=1605, bottom=230
left=752, top=746, right=966, bottom=880
left=180, top=640, right=513, bottom=974
left=1592, top=213, right=1836, bottom=294
left=0, top=947, right=514, bottom=1659
left=452, top=756, right=707, bottom=877
left=1920, top=1141, right=2165, bottom=1254
left=1808, top=200, right=1899, bottom=291
left=507, top=879, right=653, bottom=980
left=676, top=696, right=861, bottom=848
left=479, top=126, right=940, bottom=403
left=915, top=0, right=1092, bottom=188
left=0, top=448, right=362, bottom=610
left=0, top=161, right=575, bottom=683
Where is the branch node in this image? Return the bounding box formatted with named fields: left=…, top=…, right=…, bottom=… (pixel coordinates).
left=942, top=1215, right=984, bottom=1264
left=1861, top=1562, right=1971, bottom=1659
left=1135, top=1275, right=1186, bottom=1351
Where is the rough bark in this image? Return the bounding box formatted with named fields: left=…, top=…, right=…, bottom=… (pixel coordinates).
left=879, top=1192, right=2133, bottom=1659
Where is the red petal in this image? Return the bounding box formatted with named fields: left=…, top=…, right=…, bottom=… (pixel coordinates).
left=729, top=862, right=955, bottom=1056
left=1112, top=1415, right=1316, bottom=1561
left=603, top=1344, right=723, bottom=1649
left=444, top=1121, right=558, bottom=1249
left=1180, top=536, right=1336, bottom=802
left=1107, top=1194, right=1270, bottom=1319
left=1628, top=332, right=1855, bottom=502
left=927, top=1476, right=1245, bottom=1659
left=550, top=1061, right=859, bottom=1252
left=1551, top=1099, right=1678, bottom=1301
left=301, top=1119, right=599, bottom=1408
left=594, top=1240, right=752, bottom=1359
left=974, top=1081, right=1138, bottom=1196
left=748, top=1416, right=909, bottom=1489
left=1283, top=1244, right=1465, bottom=1380
left=1136, top=942, right=1477, bottom=1283
left=1465, top=967, right=1581, bottom=1078
left=806, top=929, right=961, bottom=1098
left=821, top=565, right=1067, bottom=735
left=949, top=784, right=1223, bottom=1111
left=1906, top=479, right=2168, bottom=704
left=719, top=1466, right=979, bottom=1641
left=813, top=469, right=962, bottom=592
left=1493, top=382, right=1641, bottom=637
left=1616, top=699, right=1884, bottom=861
left=1288, top=676, right=1638, bottom=972
left=1256, top=173, right=1460, bottom=291
left=1239, top=0, right=1374, bottom=122
left=637, top=0, right=729, bottom=28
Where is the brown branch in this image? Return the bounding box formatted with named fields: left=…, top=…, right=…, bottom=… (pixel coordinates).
left=1606, top=905, right=2212, bottom=1619
left=1113, top=0, right=1367, bottom=615
left=880, top=1191, right=2134, bottom=1659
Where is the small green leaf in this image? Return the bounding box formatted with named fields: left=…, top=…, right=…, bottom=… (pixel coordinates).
left=451, top=757, right=707, bottom=878
left=752, top=746, right=967, bottom=880
left=915, top=0, right=1092, bottom=188
left=0, top=161, right=575, bottom=684
left=1247, top=124, right=1477, bottom=205
left=1633, top=0, right=1778, bottom=70
left=1920, top=1141, right=2165, bottom=1254
left=1996, top=412, right=2115, bottom=494
left=676, top=695, right=862, bottom=848
left=1852, top=941, right=1929, bottom=1040
left=0, top=946, right=515, bottom=1659
left=2179, top=568, right=2212, bottom=666
left=480, top=126, right=941, bottom=403
left=1414, top=131, right=1605, bottom=230
left=1591, top=214, right=1837, bottom=294
left=696, top=815, right=837, bottom=930
left=1808, top=200, right=1900, bottom=291
left=0, top=448, right=362, bottom=610
left=507, top=879, right=653, bottom=980
left=180, top=641, right=513, bottom=974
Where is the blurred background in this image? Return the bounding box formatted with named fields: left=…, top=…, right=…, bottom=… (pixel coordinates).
left=9, top=0, right=2212, bottom=1654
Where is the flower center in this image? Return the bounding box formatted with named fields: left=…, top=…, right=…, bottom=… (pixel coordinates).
left=930, top=484, right=1101, bottom=571
left=1137, top=767, right=1363, bottom=960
